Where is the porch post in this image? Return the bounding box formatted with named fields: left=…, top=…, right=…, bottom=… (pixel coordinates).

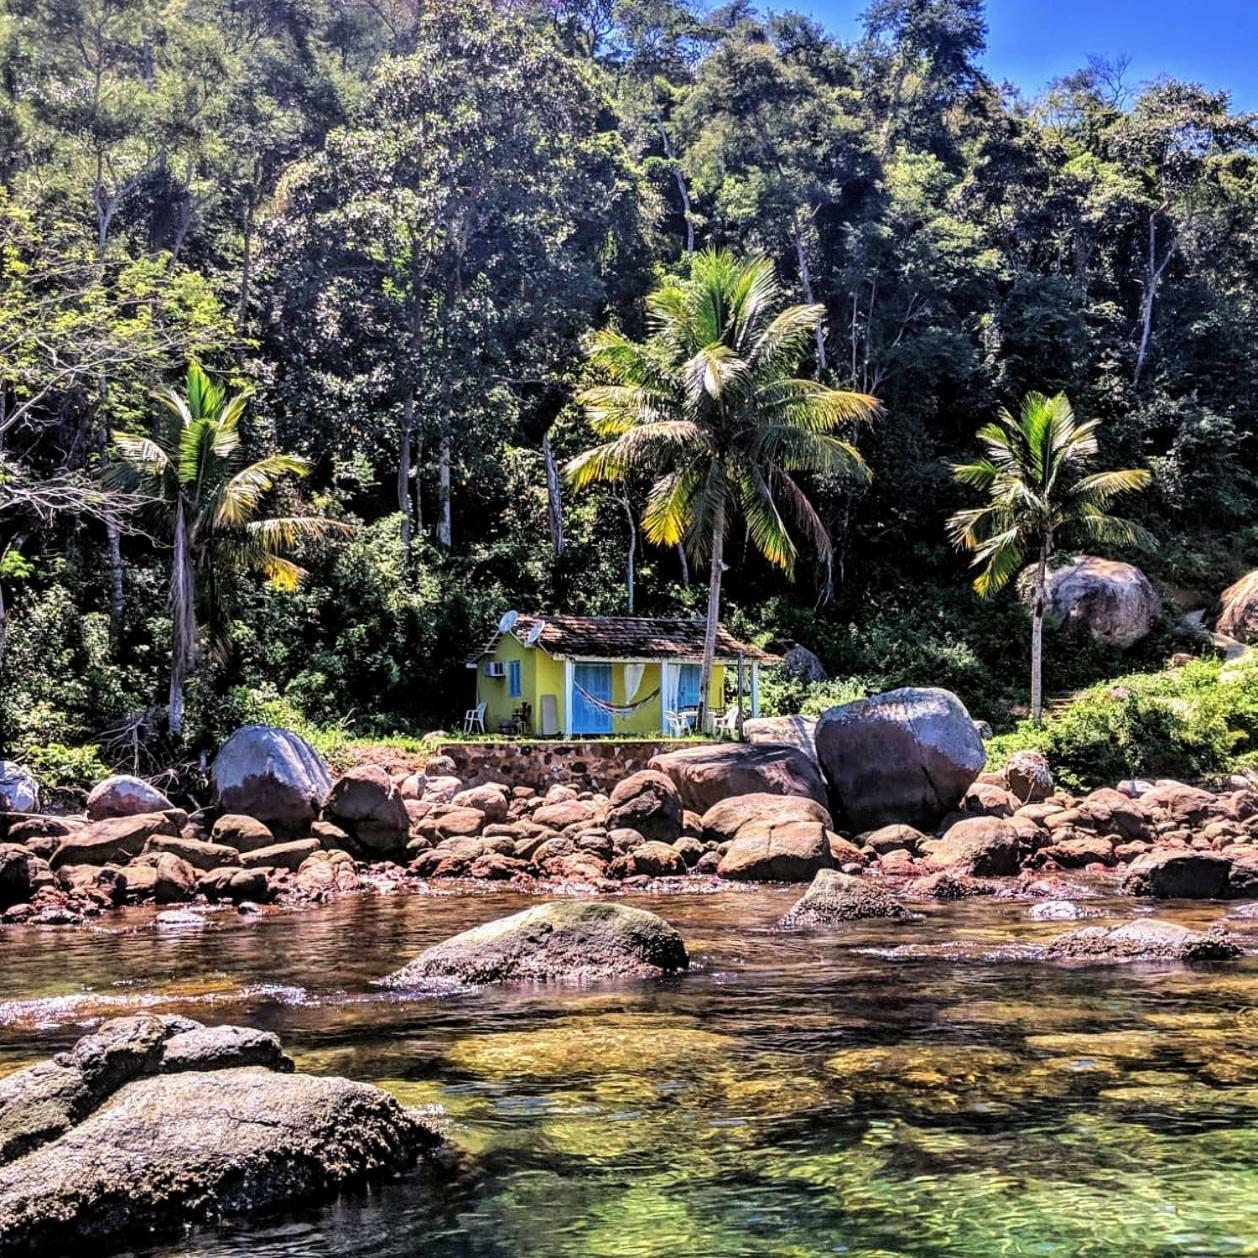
left=563, top=659, right=574, bottom=738
left=750, top=664, right=761, bottom=717
left=660, top=663, right=672, bottom=734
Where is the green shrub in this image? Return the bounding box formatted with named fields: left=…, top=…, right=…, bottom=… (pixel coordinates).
left=20, top=742, right=111, bottom=796
left=985, top=656, right=1258, bottom=791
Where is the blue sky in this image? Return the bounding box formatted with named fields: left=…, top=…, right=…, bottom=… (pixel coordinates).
left=786, top=0, right=1258, bottom=111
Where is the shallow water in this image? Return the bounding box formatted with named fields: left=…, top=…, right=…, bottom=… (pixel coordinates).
left=6, top=886, right=1258, bottom=1257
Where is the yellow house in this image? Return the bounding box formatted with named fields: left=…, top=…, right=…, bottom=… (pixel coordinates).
left=467, top=613, right=779, bottom=738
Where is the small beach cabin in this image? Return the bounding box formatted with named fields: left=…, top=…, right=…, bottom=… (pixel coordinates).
left=467, top=613, right=779, bottom=737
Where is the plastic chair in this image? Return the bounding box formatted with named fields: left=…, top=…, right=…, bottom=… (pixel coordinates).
left=712, top=704, right=740, bottom=738
left=665, top=710, right=690, bottom=737
left=463, top=701, right=487, bottom=734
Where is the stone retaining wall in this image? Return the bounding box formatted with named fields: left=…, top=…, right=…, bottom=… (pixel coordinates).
left=433, top=740, right=682, bottom=794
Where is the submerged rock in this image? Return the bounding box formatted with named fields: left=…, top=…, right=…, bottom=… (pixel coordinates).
left=814, top=687, right=986, bottom=832
left=1044, top=920, right=1243, bottom=963
left=380, top=900, right=688, bottom=987
left=779, top=869, right=916, bottom=927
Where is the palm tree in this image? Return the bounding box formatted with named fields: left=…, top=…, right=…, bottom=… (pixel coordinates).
left=109, top=361, right=347, bottom=736
left=947, top=391, right=1152, bottom=724
left=567, top=248, right=880, bottom=730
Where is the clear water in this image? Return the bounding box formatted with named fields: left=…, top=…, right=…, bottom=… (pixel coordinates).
left=4, top=886, right=1258, bottom=1257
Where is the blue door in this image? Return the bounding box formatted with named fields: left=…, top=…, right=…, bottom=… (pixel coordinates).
left=572, top=663, right=613, bottom=735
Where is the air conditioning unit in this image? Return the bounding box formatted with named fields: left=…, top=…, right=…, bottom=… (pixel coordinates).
left=485, top=661, right=507, bottom=678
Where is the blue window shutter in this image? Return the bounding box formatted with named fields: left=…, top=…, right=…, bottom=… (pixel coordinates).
left=508, top=659, right=522, bottom=698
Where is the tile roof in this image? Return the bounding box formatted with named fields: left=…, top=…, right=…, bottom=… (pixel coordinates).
left=472, top=614, right=780, bottom=664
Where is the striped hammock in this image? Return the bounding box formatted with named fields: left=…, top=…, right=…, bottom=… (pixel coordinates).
left=574, top=683, right=661, bottom=720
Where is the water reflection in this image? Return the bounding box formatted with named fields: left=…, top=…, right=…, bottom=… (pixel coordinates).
left=2, top=886, right=1258, bottom=1256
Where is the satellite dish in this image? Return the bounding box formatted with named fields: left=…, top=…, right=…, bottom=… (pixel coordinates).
left=525, top=622, right=543, bottom=646
left=497, top=610, right=519, bottom=635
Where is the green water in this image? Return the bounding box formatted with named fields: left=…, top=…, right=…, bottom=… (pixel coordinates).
left=3, top=886, right=1258, bottom=1256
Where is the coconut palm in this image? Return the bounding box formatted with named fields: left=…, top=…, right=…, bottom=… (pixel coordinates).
left=109, top=361, right=347, bottom=735
left=947, top=391, right=1152, bottom=724
left=567, top=248, right=880, bottom=730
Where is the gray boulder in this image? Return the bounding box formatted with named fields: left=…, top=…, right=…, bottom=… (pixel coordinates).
left=781, top=643, right=827, bottom=683
left=741, top=715, right=819, bottom=765
left=322, top=764, right=410, bottom=854
left=815, top=687, right=986, bottom=831
left=0, top=1015, right=437, bottom=1253
left=85, top=775, right=173, bottom=821
left=1042, top=556, right=1159, bottom=648
left=606, top=770, right=682, bottom=844
left=648, top=741, right=828, bottom=813
left=779, top=869, right=916, bottom=927
left=0, top=764, right=37, bottom=815
left=1120, top=849, right=1232, bottom=899
left=381, top=900, right=688, bottom=987
left=211, top=726, right=331, bottom=833
left=1216, top=571, right=1258, bottom=643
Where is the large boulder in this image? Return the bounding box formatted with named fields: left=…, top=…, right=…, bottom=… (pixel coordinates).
left=1120, top=849, right=1232, bottom=899
left=0, top=763, right=37, bottom=814
left=0, top=1015, right=438, bottom=1252
left=701, top=793, right=834, bottom=882
left=0, top=846, right=46, bottom=909
left=741, top=715, right=819, bottom=765
left=321, top=765, right=410, bottom=854
left=85, top=775, right=173, bottom=821
left=814, top=687, right=986, bottom=831
left=380, top=901, right=688, bottom=987
left=925, top=816, right=1023, bottom=876
left=781, top=643, right=827, bottom=683
left=606, top=771, right=683, bottom=844
left=1005, top=750, right=1054, bottom=804
left=211, top=726, right=331, bottom=833
left=779, top=869, right=915, bottom=927
left=1042, top=556, right=1159, bottom=648
left=1216, top=571, right=1258, bottom=644
left=1044, top=920, right=1243, bottom=963
left=648, top=742, right=828, bottom=813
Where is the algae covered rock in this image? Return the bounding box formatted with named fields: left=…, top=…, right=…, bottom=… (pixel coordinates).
left=1044, top=920, right=1243, bottom=963
left=780, top=869, right=916, bottom=927
left=381, top=900, right=689, bottom=987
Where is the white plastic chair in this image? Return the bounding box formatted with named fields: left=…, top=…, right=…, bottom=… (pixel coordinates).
left=712, top=704, right=740, bottom=738
left=665, top=710, right=690, bottom=737
left=463, top=701, right=487, bottom=734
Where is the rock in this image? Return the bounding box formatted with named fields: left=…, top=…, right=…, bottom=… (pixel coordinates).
left=779, top=870, right=915, bottom=927
left=85, top=775, right=173, bottom=821
left=211, top=725, right=332, bottom=833
left=424, top=753, right=457, bottom=777
left=196, top=866, right=270, bottom=903
left=1005, top=750, right=1054, bottom=803
left=648, top=742, right=828, bottom=813
left=451, top=784, right=509, bottom=824
left=828, top=832, right=866, bottom=865
left=814, top=687, right=986, bottom=831
left=0, top=846, right=44, bottom=909
left=741, top=715, right=819, bottom=765
left=293, top=850, right=360, bottom=899
left=781, top=642, right=827, bottom=682
left=1045, top=920, right=1243, bottom=963
left=398, top=772, right=428, bottom=800
left=150, top=853, right=197, bottom=903
left=144, top=835, right=241, bottom=871
left=904, top=871, right=1000, bottom=900
left=421, top=776, right=463, bottom=804
left=962, top=782, right=1020, bottom=817
left=925, top=817, right=1022, bottom=876
left=861, top=824, right=928, bottom=856
left=0, top=1017, right=436, bottom=1253
left=381, top=900, right=688, bottom=987
left=5, top=816, right=80, bottom=845
left=1141, top=781, right=1219, bottom=826
left=1028, top=900, right=1094, bottom=921
left=1037, top=835, right=1117, bottom=869
left=322, top=765, right=410, bottom=854
left=211, top=814, right=275, bottom=852
left=239, top=839, right=321, bottom=872
left=629, top=841, right=687, bottom=877
left=531, top=798, right=595, bottom=829
left=607, top=771, right=683, bottom=844
left=1120, top=849, right=1232, bottom=899
left=49, top=813, right=178, bottom=869
left=414, top=807, right=486, bottom=844
left=1216, top=571, right=1258, bottom=643
left=672, top=836, right=705, bottom=867
left=117, top=863, right=158, bottom=901
left=0, top=763, right=38, bottom=814
left=712, top=797, right=835, bottom=882
left=1040, top=555, right=1159, bottom=647
left=55, top=864, right=123, bottom=906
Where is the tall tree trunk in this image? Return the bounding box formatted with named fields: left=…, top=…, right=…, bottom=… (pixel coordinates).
left=0, top=566, right=7, bottom=682
left=1030, top=539, right=1049, bottom=725
left=237, top=187, right=255, bottom=335
left=790, top=209, right=826, bottom=371
left=168, top=498, right=196, bottom=737
left=677, top=544, right=690, bottom=587
left=542, top=430, right=565, bottom=558
left=697, top=494, right=726, bottom=734
left=436, top=434, right=452, bottom=549
left=619, top=491, right=636, bottom=613
left=1133, top=206, right=1175, bottom=387
left=398, top=392, right=414, bottom=553
left=651, top=96, right=694, bottom=256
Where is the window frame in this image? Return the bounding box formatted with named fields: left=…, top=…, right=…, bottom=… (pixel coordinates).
left=508, top=658, right=523, bottom=698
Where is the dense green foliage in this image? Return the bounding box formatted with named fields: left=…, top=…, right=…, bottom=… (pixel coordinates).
left=1, top=0, right=1256, bottom=785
